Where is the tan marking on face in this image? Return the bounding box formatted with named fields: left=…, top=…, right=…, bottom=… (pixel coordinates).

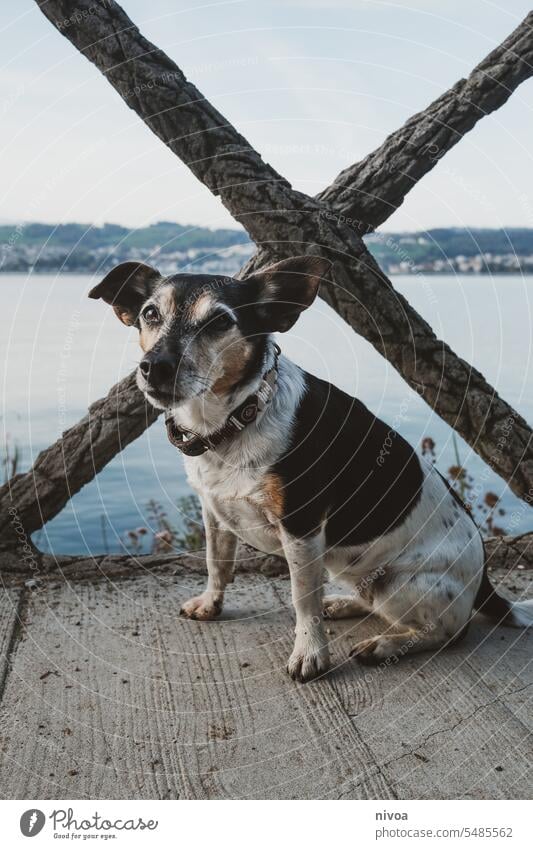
left=139, top=324, right=158, bottom=352
left=156, top=285, right=178, bottom=319
left=139, top=284, right=177, bottom=352
left=188, top=291, right=215, bottom=323
left=262, top=472, right=285, bottom=519
left=211, top=336, right=252, bottom=396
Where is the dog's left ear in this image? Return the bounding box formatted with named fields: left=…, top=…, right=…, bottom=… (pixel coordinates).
left=88, top=261, right=161, bottom=326
left=246, top=255, right=331, bottom=333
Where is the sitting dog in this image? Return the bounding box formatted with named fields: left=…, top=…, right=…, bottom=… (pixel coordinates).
left=90, top=256, right=532, bottom=682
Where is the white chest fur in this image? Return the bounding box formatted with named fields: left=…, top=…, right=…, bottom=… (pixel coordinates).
left=206, top=489, right=284, bottom=555
left=185, top=438, right=285, bottom=555
left=182, top=355, right=306, bottom=555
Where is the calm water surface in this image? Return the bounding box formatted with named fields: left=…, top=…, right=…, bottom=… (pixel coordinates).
left=1, top=273, right=532, bottom=553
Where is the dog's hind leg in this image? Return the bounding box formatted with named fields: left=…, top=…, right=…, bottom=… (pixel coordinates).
left=349, top=560, right=479, bottom=665
left=323, top=554, right=385, bottom=620
left=349, top=623, right=456, bottom=665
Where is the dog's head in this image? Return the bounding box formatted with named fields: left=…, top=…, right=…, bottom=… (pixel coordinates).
left=89, top=255, right=330, bottom=409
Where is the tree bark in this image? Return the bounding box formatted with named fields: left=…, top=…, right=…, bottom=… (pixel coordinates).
left=35, top=0, right=313, bottom=243
left=318, top=12, right=533, bottom=231
left=0, top=534, right=530, bottom=578
left=20, top=0, right=533, bottom=527
left=0, top=372, right=159, bottom=546
left=484, top=532, right=533, bottom=573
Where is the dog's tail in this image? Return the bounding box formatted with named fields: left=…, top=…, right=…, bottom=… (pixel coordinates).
left=473, top=562, right=533, bottom=627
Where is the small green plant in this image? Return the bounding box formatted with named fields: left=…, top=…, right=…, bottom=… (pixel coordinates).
left=169, top=494, right=205, bottom=551
left=2, top=433, right=20, bottom=483
left=120, top=494, right=206, bottom=555
left=421, top=435, right=506, bottom=537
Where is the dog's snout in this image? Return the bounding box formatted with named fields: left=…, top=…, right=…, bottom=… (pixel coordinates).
left=140, top=352, right=175, bottom=387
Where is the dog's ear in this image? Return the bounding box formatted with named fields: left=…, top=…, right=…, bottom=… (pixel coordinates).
left=88, top=262, right=161, bottom=326
left=246, top=255, right=331, bottom=333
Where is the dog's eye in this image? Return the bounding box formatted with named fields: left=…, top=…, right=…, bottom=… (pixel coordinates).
left=142, top=305, right=160, bottom=324
left=207, top=311, right=234, bottom=332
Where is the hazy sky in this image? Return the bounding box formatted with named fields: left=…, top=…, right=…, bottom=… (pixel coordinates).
left=2, top=0, right=533, bottom=232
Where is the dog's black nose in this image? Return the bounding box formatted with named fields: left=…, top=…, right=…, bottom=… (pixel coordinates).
left=139, top=354, right=174, bottom=387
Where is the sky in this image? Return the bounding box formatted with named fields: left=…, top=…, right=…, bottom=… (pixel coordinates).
left=1, top=0, right=533, bottom=232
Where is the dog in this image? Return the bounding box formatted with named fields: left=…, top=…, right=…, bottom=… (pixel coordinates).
left=89, top=255, right=533, bottom=682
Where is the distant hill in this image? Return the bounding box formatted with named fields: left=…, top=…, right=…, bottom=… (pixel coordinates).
left=0, top=221, right=252, bottom=275
left=1, top=222, right=533, bottom=275
left=0, top=220, right=249, bottom=251
left=366, top=228, right=533, bottom=274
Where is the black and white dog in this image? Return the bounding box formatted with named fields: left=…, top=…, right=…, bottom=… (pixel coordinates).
left=90, top=256, right=532, bottom=682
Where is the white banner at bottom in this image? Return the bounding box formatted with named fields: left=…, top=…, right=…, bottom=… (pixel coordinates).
left=1, top=799, right=529, bottom=847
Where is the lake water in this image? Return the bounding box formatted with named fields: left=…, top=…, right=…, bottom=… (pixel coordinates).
left=1, top=273, right=532, bottom=554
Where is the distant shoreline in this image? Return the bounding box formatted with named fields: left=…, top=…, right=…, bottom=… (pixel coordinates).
left=3, top=223, right=533, bottom=277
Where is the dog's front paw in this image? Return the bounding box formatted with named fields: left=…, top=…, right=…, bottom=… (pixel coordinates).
left=287, top=641, right=330, bottom=683
left=180, top=593, right=222, bottom=621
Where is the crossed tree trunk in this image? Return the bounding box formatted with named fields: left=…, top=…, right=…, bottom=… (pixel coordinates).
left=1, top=1, right=532, bottom=563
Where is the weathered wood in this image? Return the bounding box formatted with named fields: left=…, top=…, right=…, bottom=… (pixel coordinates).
left=318, top=12, right=533, bottom=230
left=35, top=0, right=311, bottom=244
left=30, top=0, right=533, bottom=507
left=0, top=547, right=287, bottom=582
left=15, top=546, right=532, bottom=593
left=0, top=372, right=159, bottom=547
left=0, top=569, right=391, bottom=799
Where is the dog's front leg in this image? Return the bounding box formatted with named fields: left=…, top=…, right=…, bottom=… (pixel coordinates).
left=180, top=506, right=237, bottom=621
left=281, top=530, right=330, bottom=682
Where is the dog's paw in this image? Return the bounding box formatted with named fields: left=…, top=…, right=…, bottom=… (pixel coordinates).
left=323, top=594, right=365, bottom=620
left=323, top=595, right=344, bottom=619
left=349, top=635, right=398, bottom=666
left=287, top=643, right=330, bottom=683
left=180, top=593, right=222, bottom=621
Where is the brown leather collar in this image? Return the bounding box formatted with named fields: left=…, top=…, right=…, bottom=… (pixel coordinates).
left=165, top=344, right=281, bottom=456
